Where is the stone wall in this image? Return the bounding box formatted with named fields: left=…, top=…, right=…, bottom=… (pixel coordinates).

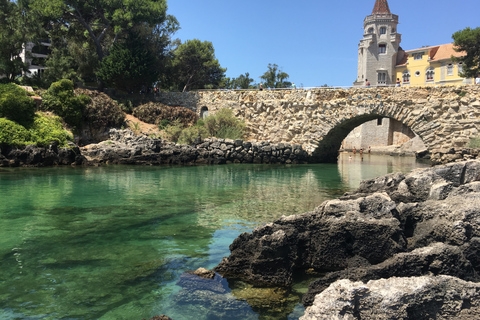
left=156, top=85, right=480, bottom=162
left=81, top=129, right=311, bottom=166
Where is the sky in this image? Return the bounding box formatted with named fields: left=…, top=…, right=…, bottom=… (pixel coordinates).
left=166, top=0, right=480, bottom=88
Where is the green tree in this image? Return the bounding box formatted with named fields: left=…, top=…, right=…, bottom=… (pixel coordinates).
left=97, top=32, right=159, bottom=93
left=169, top=39, right=226, bottom=92
left=231, top=72, right=255, bottom=89
left=260, top=63, right=291, bottom=89
left=30, top=0, right=176, bottom=88
left=452, top=27, right=480, bottom=78
left=0, top=0, right=28, bottom=81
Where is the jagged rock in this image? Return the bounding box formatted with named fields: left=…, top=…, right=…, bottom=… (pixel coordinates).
left=214, top=160, right=480, bottom=318
left=301, top=275, right=480, bottom=320
left=302, top=242, right=475, bottom=306
left=0, top=143, right=85, bottom=167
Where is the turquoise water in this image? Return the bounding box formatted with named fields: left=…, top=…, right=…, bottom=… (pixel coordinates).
left=0, top=154, right=429, bottom=320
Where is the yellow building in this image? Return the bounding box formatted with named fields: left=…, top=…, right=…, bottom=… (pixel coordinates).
left=395, top=43, right=472, bottom=86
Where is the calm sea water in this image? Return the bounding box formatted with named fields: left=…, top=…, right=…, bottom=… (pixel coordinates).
left=0, top=153, right=429, bottom=320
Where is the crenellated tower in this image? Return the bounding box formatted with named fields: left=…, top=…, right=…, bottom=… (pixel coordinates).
left=354, top=0, right=402, bottom=86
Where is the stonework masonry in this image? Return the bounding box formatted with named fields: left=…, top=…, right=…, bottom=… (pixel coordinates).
left=157, top=86, right=480, bottom=163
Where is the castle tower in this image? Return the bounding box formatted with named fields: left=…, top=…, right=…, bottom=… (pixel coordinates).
left=354, top=0, right=402, bottom=86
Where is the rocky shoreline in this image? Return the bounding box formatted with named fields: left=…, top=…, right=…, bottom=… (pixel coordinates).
left=0, top=141, right=85, bottom=167
left=210, top=160, right=480, bottom=319
left=2, top=129, right=480, bottom=168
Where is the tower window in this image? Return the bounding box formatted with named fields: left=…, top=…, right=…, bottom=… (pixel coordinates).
left=377, top=71, right=387, bottom=84
left=378, top=44, right=387, bottom=54
left=368, top=27, right=374, bottom=33
left=380, top=27, right=387, bottom=34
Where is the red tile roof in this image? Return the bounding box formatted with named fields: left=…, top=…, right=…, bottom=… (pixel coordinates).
left=430, top=43, right=465, bottom=61
left=395, top=43, right=466, bottom=67
left=372, top=0, right=391, bottom=14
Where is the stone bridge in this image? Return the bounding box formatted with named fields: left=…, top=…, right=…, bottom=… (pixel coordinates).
left=157, top=85, right=480, bottom=162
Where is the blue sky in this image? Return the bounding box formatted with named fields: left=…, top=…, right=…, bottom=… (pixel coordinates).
left=167, top=0, right=480, bottom=88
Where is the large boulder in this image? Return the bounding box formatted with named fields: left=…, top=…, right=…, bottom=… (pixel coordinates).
left=301, top=275, right=480, bottom=320
left=214, top=160, right=480, bottom=318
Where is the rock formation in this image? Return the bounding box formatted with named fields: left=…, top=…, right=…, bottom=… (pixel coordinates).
left=81, top=129, right=310, bottom=165
left=0, top=142, right=85, bottom=167
left=214, top=160, right=480, bottom=319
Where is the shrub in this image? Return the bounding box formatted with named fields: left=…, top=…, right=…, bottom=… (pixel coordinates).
left=41, top=79, right=90, bottom=129
left=0, top=118, right=32, bottom=146
left=163, top=119, right=185, bottom=143
left=133, top=102, right=198, bottom=127
left=178, top=123, right=208, bottom=145
left=204, top=108, right=245, bottom=140
left=158, top=119, right=170, bottom=130
left=75, top=89, right=125, bottom=129
left=0, top=83, right=36, bottom=126
left=29, top=112, right=73, bottom=147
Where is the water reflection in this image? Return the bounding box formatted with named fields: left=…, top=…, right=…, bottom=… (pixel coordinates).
left=0, top=157, right=430, bottom=320
left=337, top=152, right=429, bottom=189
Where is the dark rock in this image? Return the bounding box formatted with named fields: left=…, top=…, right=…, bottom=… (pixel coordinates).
left=214, top=160, right=480, bottom=319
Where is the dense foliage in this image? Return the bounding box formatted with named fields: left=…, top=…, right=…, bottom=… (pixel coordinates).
left=97, top=32, right=159, bottom=93
left=0, top=112, right=73, bottom=147
left=0, top=83, right=36, bottom=126
left=452, top=27, right=480, bottom=78
left=133, top=102, right=198, bottom=127
left=41, top=79, right=90, bottom=129
left=75, top=89, right=125, bottom=129
left=29, top=0, right=174, bottom=89
left=0, top=0, right=292, bottom=96
left=0, top=118, right=32, bottom=146
left=29, top=112, right=73, bottom=146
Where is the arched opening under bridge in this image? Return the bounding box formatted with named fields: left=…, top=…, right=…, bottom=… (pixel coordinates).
left=311, top=114, right=427, bottom=163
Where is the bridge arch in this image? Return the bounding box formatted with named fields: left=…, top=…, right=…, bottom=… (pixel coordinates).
left=311, top=104, right=437, bottom=163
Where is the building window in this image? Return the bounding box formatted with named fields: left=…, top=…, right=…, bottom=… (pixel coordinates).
left=380, top=27, right=387, bottom=34
left=377, top=72, right=387, bottom=84
left=378, top=44, right=386, bottom=54
left=447, top=64, right=453, bottom=76
left=426, top=68, right=434, bottom=82
left=414, top=53, right=423, bottom=60
left=368, top=27, right=374, bottom=33
left=403, top=71, right=410, bottom=83
left=377, top=118, right=383, bottom=126
left=458, top=62, right=463, bottom=75
left=415, top=71, right=421, bottom=77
